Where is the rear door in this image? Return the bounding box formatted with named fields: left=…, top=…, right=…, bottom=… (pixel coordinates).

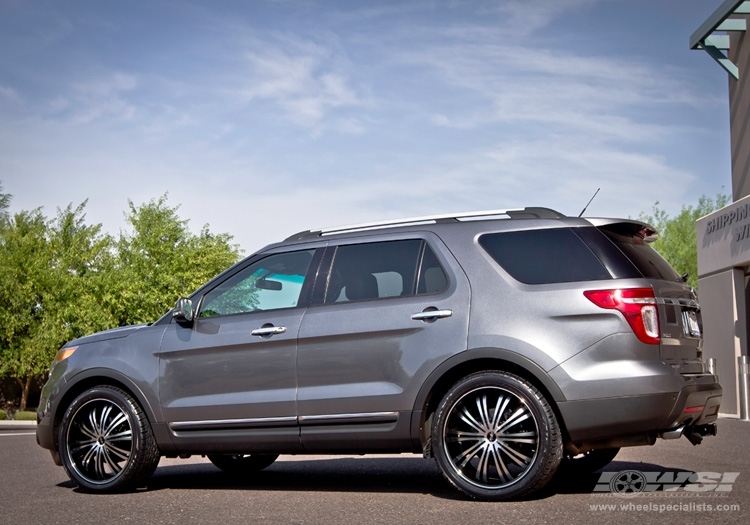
left=296, top=234, right=470, bottom=450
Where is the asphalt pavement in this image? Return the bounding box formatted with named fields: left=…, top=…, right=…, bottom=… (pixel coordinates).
left=0, top=418, right=747, bottom=524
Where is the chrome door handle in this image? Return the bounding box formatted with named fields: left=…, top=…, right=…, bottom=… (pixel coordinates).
left=411, top=309, right=452, bottom=321
left=251, top=326, right=287, bottom=336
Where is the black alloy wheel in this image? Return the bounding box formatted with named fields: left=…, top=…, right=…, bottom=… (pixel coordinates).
left=432, top=371, right=562, bottom=500
left=58, top=386, right=160, bottom=492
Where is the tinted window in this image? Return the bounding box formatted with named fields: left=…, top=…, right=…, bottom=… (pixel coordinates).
left=325, top=240, right=447, bottom=303
left=418, top=244, right=449, bottom=294
left=598, top=225, right=680, bottom=282
left=199, top=250, right=315, bottom=317
left=479, top=228, right=611, bottom=284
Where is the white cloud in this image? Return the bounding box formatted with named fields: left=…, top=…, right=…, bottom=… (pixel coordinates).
left=237, top=38, right=362, bottom=128
left=493, top=0, right=607, bottom=35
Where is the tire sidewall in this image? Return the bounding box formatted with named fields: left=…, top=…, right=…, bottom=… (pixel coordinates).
left=432, top=371, right=560, bottom=500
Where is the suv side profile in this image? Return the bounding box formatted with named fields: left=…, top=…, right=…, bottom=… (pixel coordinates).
left=36, top=207, right=721, bottom=500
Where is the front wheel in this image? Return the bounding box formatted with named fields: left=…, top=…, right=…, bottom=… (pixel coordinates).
left=58, top=386, right=160, bottom=492
left=208, top=454, right=279, bottom=474
left=432, top=371, right=562, bottom=500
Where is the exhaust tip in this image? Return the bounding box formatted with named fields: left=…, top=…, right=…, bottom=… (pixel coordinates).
left=659, top=425, right=685, bottom=440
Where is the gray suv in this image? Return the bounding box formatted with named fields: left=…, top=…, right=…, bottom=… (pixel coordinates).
left=36, top=207, right=722, bottom=500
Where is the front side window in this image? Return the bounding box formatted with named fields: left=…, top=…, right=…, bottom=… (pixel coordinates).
left=199, top=250, right=315, bottom=317
left=324, top=239, right=448, bottom=303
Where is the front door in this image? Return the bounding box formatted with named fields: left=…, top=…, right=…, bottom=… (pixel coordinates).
left=158, top=248, right=319, bottom=452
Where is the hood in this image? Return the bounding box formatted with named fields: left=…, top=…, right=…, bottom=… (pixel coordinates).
left=65, top=324, right=149, bottom=347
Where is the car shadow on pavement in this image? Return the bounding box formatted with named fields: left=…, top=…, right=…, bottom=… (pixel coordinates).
left=142, top=456, right=464, bottom=499
left=58, top=456, right=697, bottom=500
left=57, top=456, right=692, bottom=500
left=538, top=459, right=696, bottom=498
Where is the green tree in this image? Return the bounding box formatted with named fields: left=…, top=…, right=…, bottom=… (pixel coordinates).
left=0, top=208, right=53, bottom=410
left=0, top=181, right=10, bottom=224
left=113, top=194, right=242, bottom=325
left=638, top=193, right=730, bottom=290
left=0, top=202, right=115, bottom=410
left=0, top=191, right=241, bottom=409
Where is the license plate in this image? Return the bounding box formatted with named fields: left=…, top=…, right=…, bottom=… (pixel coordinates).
left=682, top=310, right=701, bottom=337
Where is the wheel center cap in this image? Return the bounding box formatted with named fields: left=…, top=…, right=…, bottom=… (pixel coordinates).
left=98, top=437, right=105, bottom=445
left=486, top=432, right=497, bottom=442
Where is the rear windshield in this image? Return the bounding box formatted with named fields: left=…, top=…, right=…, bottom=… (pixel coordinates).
left=598, top=225, right=680, bottom=282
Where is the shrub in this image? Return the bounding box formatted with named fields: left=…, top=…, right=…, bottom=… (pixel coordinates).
left=0, top=410, right=6, bottom=420
left=14, top=411, right=36, bottom=421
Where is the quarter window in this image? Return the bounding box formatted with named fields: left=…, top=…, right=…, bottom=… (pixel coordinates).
left=479, top=228, right=611, bottom=284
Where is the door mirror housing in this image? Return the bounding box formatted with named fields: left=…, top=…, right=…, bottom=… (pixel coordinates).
left=173, top=297, right=194, bottom=323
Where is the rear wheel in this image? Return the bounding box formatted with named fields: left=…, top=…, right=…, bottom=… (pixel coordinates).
left=208, top=454, right=279, bottom=474
left=58, top=386, right=160, bottom=492
left=432, top=371, right=562, bottom=500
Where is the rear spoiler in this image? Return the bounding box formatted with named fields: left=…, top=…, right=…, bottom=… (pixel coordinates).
left=584, top=218, right=659, bottom=243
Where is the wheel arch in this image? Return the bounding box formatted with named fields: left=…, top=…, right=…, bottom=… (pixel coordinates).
left=411, top=348, right=569, bottom=453
left=50, top=369, right=170, bottom=453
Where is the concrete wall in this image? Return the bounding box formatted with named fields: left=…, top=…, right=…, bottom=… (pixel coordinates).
left=728, top=15, right=750, bottom=200
left=699, top=269, right=747, bottom=416
left=696, top=12, right=750, bottom=419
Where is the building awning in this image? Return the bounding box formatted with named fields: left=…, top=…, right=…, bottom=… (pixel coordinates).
left=691, top=0, right=749, bottom=79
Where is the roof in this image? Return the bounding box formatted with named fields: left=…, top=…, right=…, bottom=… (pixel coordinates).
left=284, top=207, right=566, bottom=242
left=691, top=0, right=750, bottom=79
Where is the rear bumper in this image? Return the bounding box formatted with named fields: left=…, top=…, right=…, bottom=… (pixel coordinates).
left=558, top=374, right=721, bottom=445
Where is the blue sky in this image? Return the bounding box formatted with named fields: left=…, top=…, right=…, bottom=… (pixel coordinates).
left=0, top=0, right=735, bottom=252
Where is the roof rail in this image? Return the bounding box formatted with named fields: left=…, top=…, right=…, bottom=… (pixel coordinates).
left=284, top=207, right=565, bottom=242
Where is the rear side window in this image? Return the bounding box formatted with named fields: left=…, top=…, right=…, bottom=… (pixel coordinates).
left=325, top=240, right=448, bottom=303
left=479, top=228, right=611, bottom=284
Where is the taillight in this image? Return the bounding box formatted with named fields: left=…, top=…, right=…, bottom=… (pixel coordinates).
left=584, top=288, right=660, bottom=345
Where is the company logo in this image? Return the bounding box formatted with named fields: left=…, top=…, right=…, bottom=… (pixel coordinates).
left=594, top=471, right=740, bottom=498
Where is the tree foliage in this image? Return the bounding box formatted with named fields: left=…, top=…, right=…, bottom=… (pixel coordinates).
left=113, top=195, right=241, bottom=325
left=0, top=186, right=241, bottom=409
left=637, top=193, right=730, bottom=290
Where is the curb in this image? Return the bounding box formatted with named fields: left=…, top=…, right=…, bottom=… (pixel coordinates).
left=0, top=420, right=37, bottom=427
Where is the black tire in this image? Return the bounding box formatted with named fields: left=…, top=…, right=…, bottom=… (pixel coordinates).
left=208, top=454, right=279, bottom=474
left=432, top=371, right=562, bottom=500
left=562, top=448, right=620, bottom=474
left=58, top=386, right=160, bottom=492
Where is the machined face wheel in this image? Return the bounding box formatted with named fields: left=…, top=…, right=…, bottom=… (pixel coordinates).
left=433, top=371, right=562, bottom=500
left=59, top=386, right=160, bottom=493
left=65, top=398, right=134, bottom=484
left=442, top=386, right=539, bottom=489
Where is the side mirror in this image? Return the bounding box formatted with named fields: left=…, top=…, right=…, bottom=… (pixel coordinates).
left=173, top=297, right=194, bottom=323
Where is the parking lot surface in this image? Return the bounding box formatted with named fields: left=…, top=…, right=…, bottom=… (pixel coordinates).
left=1, top=418, right=747, bottom=524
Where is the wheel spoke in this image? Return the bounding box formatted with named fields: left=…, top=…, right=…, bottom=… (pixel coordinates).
left=459, top=407, right=485, bottom=434
left=497, top=440, right=533, bottom=467
left=497, top=407, right=530, bottom=433
left=103, top=412, right=128, bottom=437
